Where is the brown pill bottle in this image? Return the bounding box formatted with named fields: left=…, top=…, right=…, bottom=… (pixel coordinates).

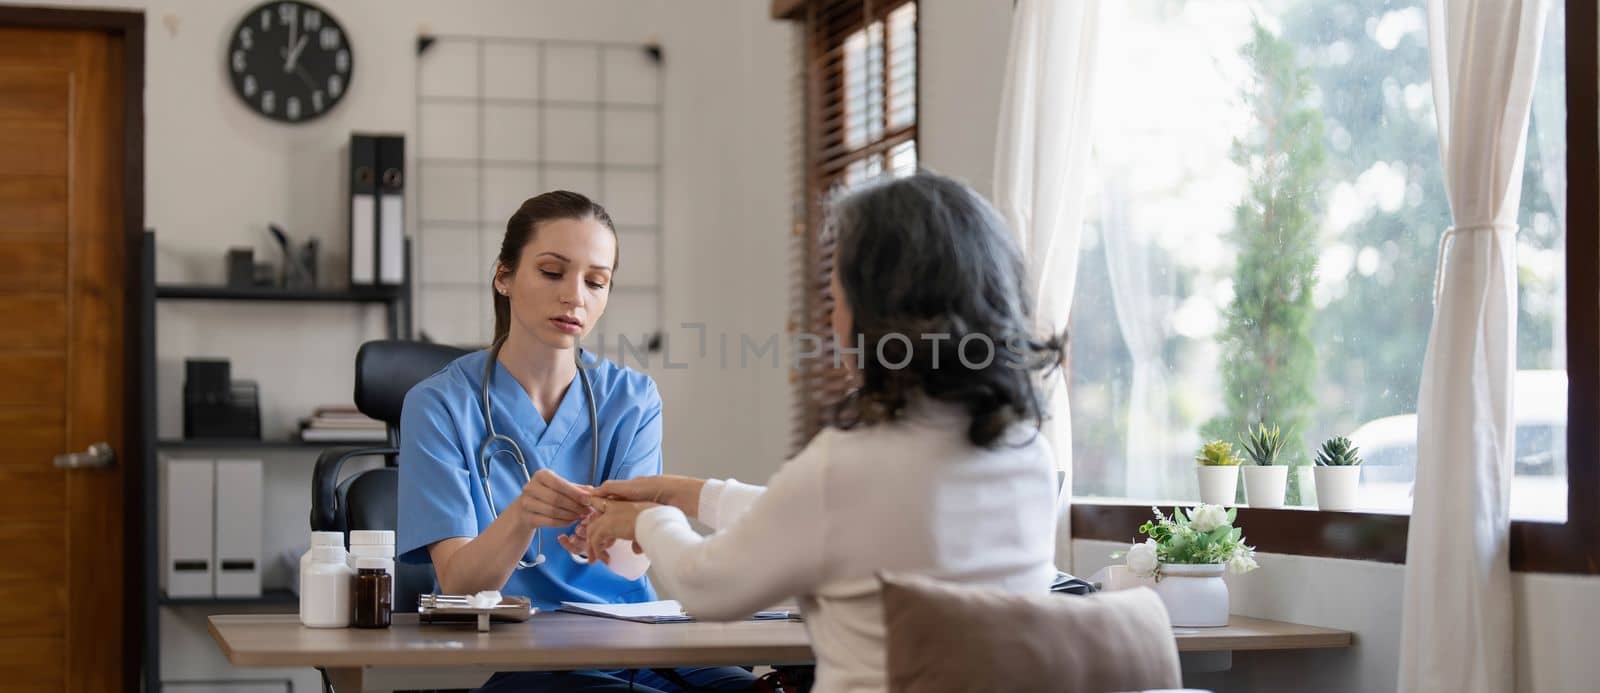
left=351, top=557, right=392, bottom=629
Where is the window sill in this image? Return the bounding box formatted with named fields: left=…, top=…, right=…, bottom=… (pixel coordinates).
left=1069, top=500, right=1597, bottom=574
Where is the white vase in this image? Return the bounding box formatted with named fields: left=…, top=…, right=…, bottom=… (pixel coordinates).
left=1242, top=465, right=1288, bottom=508
left=1314, top=466, right=1362, bottom=511
left=1195, top=465, right=1239, bottom=506
left=1152, top=563, right=1229, bottom=628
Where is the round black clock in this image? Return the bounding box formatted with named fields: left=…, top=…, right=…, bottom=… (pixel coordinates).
left=226, top=1, right=353, bottom=123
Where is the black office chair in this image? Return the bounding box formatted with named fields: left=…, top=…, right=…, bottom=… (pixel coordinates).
left=310, top=339, right=468, bottom=614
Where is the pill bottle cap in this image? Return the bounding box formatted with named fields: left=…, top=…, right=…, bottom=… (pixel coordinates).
left=310, top=531, right=344, bottom=547
left=349, top=530, right=394, bottom=546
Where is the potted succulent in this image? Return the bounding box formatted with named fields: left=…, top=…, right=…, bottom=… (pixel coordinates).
left=1238, top=422, right=1288, bottom=508
left=1194, top=440, right=1243, bottom=506
left=1122, top=505, right=1258, bottom=627
left=1313, top=436, right=1363, bottom=511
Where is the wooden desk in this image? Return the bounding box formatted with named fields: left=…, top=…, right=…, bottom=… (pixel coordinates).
left=209, top=612, right=1351, bottom=691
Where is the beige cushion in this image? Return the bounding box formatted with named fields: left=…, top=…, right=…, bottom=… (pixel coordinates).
left=881, top=574, right=1182, bottom=693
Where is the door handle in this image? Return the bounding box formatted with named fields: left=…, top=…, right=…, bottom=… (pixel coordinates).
left=54, top=442, right=115, bottom=470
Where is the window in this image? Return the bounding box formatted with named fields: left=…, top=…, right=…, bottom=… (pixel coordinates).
left=1066, top=0, right=1568, bottom=522
left=790, top=0, right=918, bottom=450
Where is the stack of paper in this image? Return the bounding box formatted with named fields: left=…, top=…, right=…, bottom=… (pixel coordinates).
left=557, top=600, right=793, bottom=624
left=299, top=405, right=387, bottom=442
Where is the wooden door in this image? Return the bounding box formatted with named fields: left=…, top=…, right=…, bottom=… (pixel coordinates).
left=0, top=25, right=126, bottom=692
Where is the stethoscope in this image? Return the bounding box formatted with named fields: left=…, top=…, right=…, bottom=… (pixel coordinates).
left=476, top=337, right=600, bottom=569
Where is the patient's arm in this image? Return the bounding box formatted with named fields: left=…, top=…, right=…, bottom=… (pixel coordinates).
left=597, top=474, right=707, bottom=518
left=634, top=434, right=831, bottom=621
left=596, top=473, right=769, bottom=530
left=695, top=477, right=767, bottom=530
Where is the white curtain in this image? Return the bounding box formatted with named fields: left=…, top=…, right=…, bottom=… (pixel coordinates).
left=1400, top=1, right=1550, bottom=691
left=1099, top=175, right=1174, bottom=500
left=993, top=0, right=1102, bottom=570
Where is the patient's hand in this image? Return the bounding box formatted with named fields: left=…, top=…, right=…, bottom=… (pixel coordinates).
left=596, top=475, right=705, bottom=518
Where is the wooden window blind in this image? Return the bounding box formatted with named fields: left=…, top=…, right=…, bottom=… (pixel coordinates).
left=791, top=0, right=918, bottom=452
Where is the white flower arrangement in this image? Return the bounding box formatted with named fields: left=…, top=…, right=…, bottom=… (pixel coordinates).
left=1121, top=505, right=1258, bottom=580
left=1125, top=540, right=1160, bottom=577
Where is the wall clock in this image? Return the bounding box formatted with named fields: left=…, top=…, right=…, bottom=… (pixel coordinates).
left=227, top=1, right=353, bottom=123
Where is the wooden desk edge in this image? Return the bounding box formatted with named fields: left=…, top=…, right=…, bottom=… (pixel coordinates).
left=208, top=614, right=814, bottom=670
left=207, top=614, right=1352, bottom=668
left=1176, top=631, right=1353, bottom=652
left=205, top=616, right=240, bottom=663
left=1174, top=616, right=1353, bottom=652
left=216, top=645, right=819, bottom=670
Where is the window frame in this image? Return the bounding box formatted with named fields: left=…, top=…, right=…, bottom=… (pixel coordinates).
left=787, top=0, right=920, bottom=451
left=1070, top=0, right=1599, bottom=574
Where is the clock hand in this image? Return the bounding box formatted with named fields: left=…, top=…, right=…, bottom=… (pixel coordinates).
left=294, top=64, right=318, bottom=91
left=285, top=34, right=309, bottom=71
left=284, top=15, right=297, bottom=70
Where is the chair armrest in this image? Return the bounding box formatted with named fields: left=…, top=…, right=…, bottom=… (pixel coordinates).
left=310, top=445, right=398, bottom=532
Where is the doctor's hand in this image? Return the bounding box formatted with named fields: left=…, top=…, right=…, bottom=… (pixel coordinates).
left=595, top=475, right=705, bottom=518
left=515, top=468, right=594, bottom=529
left=565, top=499, right=658, bottom=564
left=555, top=520, right=590, bottom=556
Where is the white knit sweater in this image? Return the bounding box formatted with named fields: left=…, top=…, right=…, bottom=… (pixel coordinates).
left=636, top=401, right=1058, bottom=693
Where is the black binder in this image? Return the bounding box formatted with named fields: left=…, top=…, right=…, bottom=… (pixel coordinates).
left=349, top=134, right=378, bottom=286
left=376, top=134, right=406, bottom=285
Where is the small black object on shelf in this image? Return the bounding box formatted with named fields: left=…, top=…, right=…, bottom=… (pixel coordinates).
left=183, top=358, right=261, bottom=440
left=269, top=223, right=319, bottom=289
left=226, top=248, right=255, bottom=288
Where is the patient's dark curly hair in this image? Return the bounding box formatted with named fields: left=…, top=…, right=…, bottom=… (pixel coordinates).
left=826, top=171, right=1067, bottom=448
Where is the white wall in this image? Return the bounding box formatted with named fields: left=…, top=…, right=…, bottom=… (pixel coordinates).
left=917, top=0, right=1012, bottom=198
left=2, top=0, right=792, bottom=687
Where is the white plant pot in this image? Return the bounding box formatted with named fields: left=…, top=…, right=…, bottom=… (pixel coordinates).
left=1314, top=466, right=1362, bottom=511
left=1196, top=465, right=1240, bottom=506
left=1152, top=563, right=1229, bottom=628
left=1242, top=465, right=1288, bottom=508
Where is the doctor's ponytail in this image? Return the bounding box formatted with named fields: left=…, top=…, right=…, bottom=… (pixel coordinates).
left=492, top=191, right=618, bottom=345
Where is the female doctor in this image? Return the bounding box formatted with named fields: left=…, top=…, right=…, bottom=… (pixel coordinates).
left=397, top=191, right=756, bottom=692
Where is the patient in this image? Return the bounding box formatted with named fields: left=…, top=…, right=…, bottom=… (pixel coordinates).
left=563, top=171, right=1065, bottom=693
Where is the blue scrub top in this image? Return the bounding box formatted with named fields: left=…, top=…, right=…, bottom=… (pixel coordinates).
left=397, top=349, right=662, bottom=609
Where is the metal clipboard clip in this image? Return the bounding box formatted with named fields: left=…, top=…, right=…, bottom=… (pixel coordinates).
left=417, top=593, right=537, bottom=632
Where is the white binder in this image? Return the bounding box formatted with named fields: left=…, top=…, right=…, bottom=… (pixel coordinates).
left=160, top=458, right=214, bottom=598
left=379, top=194, right=404, bottom=284
left=213, top=459, right=263, bottom=597
left=377, top=134, right=406, bottom=285
left=350, top=134, right=378, bottom=285
left=351, top=195, right=376, bottom=284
